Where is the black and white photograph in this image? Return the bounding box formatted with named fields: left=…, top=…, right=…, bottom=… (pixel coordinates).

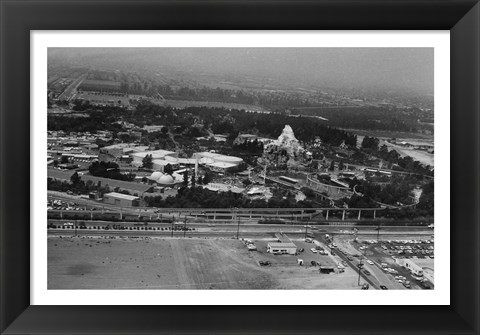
left=45, top=46, right=436, bottom=291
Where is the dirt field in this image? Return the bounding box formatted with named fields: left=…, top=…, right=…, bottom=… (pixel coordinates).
left=48, top=236, right=362, bottom=290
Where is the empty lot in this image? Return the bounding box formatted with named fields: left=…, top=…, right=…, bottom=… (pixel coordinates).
left=48, top=236, right=364, bottom=290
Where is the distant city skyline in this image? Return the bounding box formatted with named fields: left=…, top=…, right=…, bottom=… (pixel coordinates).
left=49, top=48, right=434, bottom=95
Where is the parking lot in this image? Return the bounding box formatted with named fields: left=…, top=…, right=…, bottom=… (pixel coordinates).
left=350, top=238, right=434, bottom=289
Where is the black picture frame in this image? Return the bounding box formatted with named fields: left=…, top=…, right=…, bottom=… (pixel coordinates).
left=1, top=0, right=479, bottom=334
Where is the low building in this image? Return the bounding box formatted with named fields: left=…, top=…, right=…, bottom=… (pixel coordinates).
left=152, top=159, right=180, bottom=172
left=206, top=162, right=238, bottom=173
left=131, top=149, right=178, bottom=163
left=103, top=192, right=140, bottom=207
left=395, top=258, right=424, bottom=277
left=203, top=183, right=245, bottom=194
left=267, top=242, right=297, bottom=255
left=234, top=133, right=258, bottom=145
left=148, top=172, right=178, bottom=187
left=143, top=125, right=165, bottom=133
left=196, top=152, right=243, bottom=167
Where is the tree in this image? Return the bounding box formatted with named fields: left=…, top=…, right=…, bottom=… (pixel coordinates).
left=191, top=174, right=196, bottom=188
left=329, top=160, right=335, bottom=171
left=202, top=171, right=212, bottom=185
left=142, top=154, right=153, bottom=169
left=60, top=156, right=70, bottom=164
left=339, top=160, right=345, bottom=171
left=242, top=179, right=252, bottom=187
left=183, top=170, right=189, bottom=187
left=70, top=172, right=81, bottom=185
left=164, top=163, right=173, bottom=175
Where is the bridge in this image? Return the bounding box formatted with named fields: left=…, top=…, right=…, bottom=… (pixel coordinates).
left=48, top=206, right=385, bottom=223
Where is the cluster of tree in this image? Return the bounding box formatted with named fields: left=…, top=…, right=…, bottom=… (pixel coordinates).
left=155, top=84, right=314, bottom=109
left=47, top=176, right=110, bottom=196
left=361, top=137, right=433, bottom=176
left=144, top=186, right=316, bottom=209
left=291, top=106, right=420, bottom=133
left=142, top=154, right=153, bottom=169
left=88, top=161, right=136, bottom=181
left=232, top=139, right=264, bottom=154
left=343, top=177, right=434, bottom=218
left=48, top=106, right=129, bottom=133
left=416, top=180, right=434, bottom=216
left=49, top=103, right=358, bottom=154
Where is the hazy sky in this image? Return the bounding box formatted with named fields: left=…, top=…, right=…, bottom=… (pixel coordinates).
left=49, top=48, right=434, bottom=94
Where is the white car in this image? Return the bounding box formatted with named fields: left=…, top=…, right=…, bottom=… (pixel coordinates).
left=366, top=260, right=374, bottom=265
left=310, top=248, right=317, bottom=253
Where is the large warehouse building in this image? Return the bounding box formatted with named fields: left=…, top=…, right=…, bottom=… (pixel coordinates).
left=196, top=152, right=243, bottom=167
left=103, top=192, right=140, bottom=207
left=131, top=149, right=178, bottom=164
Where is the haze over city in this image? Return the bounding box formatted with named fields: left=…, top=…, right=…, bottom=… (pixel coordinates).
left=49, top=48, right=434, bottom=95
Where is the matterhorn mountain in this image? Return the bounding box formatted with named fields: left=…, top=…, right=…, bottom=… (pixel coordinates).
left=262, top=125, right=307, bottom=168
left=265, top=125, right=304, bottom=157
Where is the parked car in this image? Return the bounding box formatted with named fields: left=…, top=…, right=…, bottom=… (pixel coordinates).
left=380, top=285, right=388, bottom=290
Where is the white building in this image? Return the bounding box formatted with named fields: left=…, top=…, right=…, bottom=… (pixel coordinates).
left=396, top=258, right=424, bottom=276
left=196, top=152, right=243, bottom=167
left=103, top=192, right=140, bottom=207
left=152, top=159, right=180, bottom=172
left=131, top=149, right=178, bottom=163
left=267, top=242, right=297, bottom=255
left=207, top=162, right=238, bottom=173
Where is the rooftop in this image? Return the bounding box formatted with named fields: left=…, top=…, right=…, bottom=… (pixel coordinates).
left=267, top=242, right=297, bottom=248
left=104, top=192, right=140, bottom=201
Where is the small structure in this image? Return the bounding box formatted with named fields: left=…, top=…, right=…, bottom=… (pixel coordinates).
left=319, top=266, right=336, bottom=274
left=267, top=242, right=297, bottom=255
left=395, top=258, right=424, bottom=277
left=103, top=192, right=140, bottom=207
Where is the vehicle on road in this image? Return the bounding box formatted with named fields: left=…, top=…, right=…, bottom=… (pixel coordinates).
left=363, top=270, right=371, bottom=275
left=380, top=285, right=388, bottom=290
left=310, top=248, right=317, bottom=253
left=366, top=260, right=374, bottom=265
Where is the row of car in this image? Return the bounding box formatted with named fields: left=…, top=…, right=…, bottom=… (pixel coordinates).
left=364, top=239, right=434, bottom=245
left=47, top=199, right=87, bottom=211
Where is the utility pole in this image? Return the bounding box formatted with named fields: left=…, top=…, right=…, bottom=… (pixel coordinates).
left=357, top=259, right=364, bottom=286
left=235, top=210, right=240, bottom=239
left=304, top=224, right=308, bottom=239
left=171, top=220, right=174, bottom=237
left=376, top=224, right=381, bottom=243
